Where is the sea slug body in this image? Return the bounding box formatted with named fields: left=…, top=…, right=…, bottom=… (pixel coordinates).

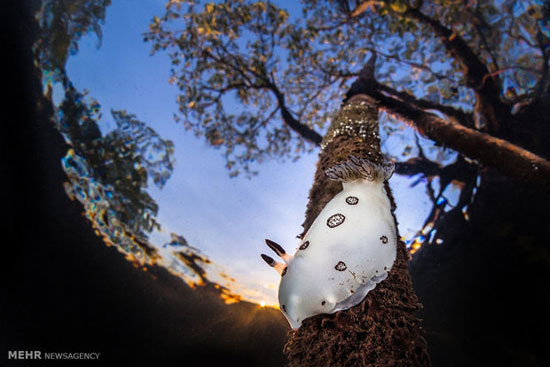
left=261, top=156, right=397, bottom=329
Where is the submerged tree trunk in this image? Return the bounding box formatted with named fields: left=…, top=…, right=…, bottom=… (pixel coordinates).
left=284, top=70, right=430, bottom=366
left=409, top=168, right=550, bottom=367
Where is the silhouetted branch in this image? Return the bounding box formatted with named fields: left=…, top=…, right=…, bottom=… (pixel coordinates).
left=268, top=81, right=323, bottom=145
left=403, top=6, right=507, bottom=134
left=378, top=91, right=550, bottom=187
left=394, top=158, right=441, bottom=177
left=376, top=83, right=475, bottom=128
left=346, top=1, right=508, bottom=133
left=348, top=62, right=550, bottom=188
left=204, top=49, right=323, bottom=146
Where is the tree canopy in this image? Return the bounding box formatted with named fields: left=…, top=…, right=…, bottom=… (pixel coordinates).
left=147, top=0, right=550, bottom=248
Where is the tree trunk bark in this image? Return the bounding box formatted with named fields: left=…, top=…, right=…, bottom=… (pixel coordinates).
left=284, top=95, right=430, bottom=366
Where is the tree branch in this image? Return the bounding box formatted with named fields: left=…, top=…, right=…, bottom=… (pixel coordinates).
left=467, top=6, right=500, bottom=77
left=203, top=49, right=323, bottom=146
left=345, top=61, right=550, bottom=187
left=376, top=83, right=475, bottom=128
left=341, top=38, right=550, bottom=187
left=374, top=87, right=550, bottom=187
left=344, top=2, right=505, bottom=131
left=394, top=157, right=441, bottom=177
left=267, top=81, right=323, bottom=145
left=403, top=7, right=508, bottom=134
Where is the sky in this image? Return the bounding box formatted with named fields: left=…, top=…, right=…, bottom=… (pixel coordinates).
left=65, top=0, right=432, bottom=306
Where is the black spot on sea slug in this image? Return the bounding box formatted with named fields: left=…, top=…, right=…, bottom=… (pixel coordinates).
left=299, top=241, right=310, bottom=250
left=321, top=301, right=326, bottom=306
left=380, top=235, right=388, bottom=244
left=335, top=261, right=347, bottom=271
left=346, top=196, right=359, bottom=205
left=327, top=214, right=345, bottom=228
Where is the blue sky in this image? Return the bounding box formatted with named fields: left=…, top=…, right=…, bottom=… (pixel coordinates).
left=66, top=0, right=431, bottom=306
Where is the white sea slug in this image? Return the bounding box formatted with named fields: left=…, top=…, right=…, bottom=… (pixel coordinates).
left=261, top=156, right=397, bottom=329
